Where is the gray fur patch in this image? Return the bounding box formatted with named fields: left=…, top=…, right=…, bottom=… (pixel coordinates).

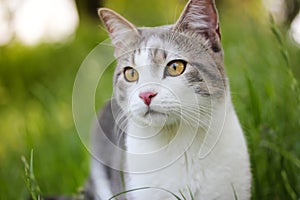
left=185, top=69, right=204, bottom=83
left=117, top=81, right=127, bottom=103
left=190, top=62, right=222, bottom=82
left=184, top=68, right=210, bottom=96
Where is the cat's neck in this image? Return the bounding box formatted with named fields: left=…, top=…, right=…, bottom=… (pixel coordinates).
left=125, top=121, right=196, bottom=154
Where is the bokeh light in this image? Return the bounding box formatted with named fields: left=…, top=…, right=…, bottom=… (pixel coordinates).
left=0, top=0, right=79, bottom=45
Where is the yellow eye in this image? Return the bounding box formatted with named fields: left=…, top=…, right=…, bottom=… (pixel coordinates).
left=124, top=67, right=139, bottom=82
left=165, top=60, right=186, bottom=77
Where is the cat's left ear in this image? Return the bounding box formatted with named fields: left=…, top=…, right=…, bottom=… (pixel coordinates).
left=98, top=8, right=140, bottom=51
left=173, top=0, right=221, bottom=44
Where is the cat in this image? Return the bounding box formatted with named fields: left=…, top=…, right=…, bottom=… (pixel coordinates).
left=85, top=0, right=252, bottom=199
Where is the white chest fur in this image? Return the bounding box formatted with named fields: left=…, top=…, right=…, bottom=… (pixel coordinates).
left=125, top=103, right=251, bottom=200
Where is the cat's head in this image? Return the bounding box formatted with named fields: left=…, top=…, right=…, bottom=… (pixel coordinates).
left=98, top=0, right=227, bottom=129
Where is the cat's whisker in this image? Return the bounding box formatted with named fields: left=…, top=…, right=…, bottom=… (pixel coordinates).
left=181, top=108, right=211, bottom=125
left=182, top=103, right=212, bottom=111
left=115, top=113, right=129, bottom=129
left=179, top=103, right=212, bottom=111
left=171, top=102, right=213, bottom=117
left=180, top=106, right=212, bottom=118
left=179, top=115, right=210, bottom=135
left=114, top=111, right=128, bottom=126
left=159, top=102, right=212, bottom=125
left=172, top=108, right=210, bottom=131
left=115, top=113, right=132, bottom=146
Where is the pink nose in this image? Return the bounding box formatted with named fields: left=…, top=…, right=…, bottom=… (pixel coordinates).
left=139, top=92, right=157, bottom=106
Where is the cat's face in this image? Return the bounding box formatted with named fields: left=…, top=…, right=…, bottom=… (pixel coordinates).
left=113, top=29, right=224, bottom=128
left=99, top=0, right=226, bottom=128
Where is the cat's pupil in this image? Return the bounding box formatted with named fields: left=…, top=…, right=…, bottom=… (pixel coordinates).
left=130, top=69, right=135, bottom=77
left=172, top=64, right=177, bottom=71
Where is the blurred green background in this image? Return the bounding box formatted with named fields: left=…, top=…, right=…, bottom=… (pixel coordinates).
left=0, top=0, right=300, bottom=199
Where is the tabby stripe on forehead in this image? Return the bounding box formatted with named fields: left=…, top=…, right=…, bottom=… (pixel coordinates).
left=130, top=48, right=142, bottom=66
left=131, top=49, right=137, bottom=66
left=150, top=48, right=168, bottom=64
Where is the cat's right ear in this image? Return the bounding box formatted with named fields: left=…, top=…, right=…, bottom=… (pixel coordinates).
left=98, top=8, right=140, bottom=51
left=173, top=0, right=221, bottom=49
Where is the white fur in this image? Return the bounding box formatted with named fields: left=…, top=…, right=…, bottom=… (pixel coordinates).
left=134, top=48, right=150, bottom=68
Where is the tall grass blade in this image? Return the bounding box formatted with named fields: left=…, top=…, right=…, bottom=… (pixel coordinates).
left=108, top=187, right=150, bottom=200
left=109, top=187, right=182, bottom=200
left=246, top=75, right=261, bottom=127
left=269, top=15, right=283, bottom=46
left=179, top=190, right=187, bottom=200
left=22, top=149, right=43, bottom=200
left=187, top=186, right=195, bottom=200
left=281, top=170, right=297, bottom=200
left=231, top=183, right=238, bottom=200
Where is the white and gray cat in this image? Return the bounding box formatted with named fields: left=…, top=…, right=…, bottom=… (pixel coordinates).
left=85, top=0, right=252, bottom=199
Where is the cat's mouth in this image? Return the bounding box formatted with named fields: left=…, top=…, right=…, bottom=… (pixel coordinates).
left=143, top=108, right=165, bottom=117
left=130, top=106, right=175, bottom=127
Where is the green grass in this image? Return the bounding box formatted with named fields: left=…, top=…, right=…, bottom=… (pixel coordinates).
left=0, top=0, right=300, bottom=199
left=223, top=13, right=300, bottom=199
